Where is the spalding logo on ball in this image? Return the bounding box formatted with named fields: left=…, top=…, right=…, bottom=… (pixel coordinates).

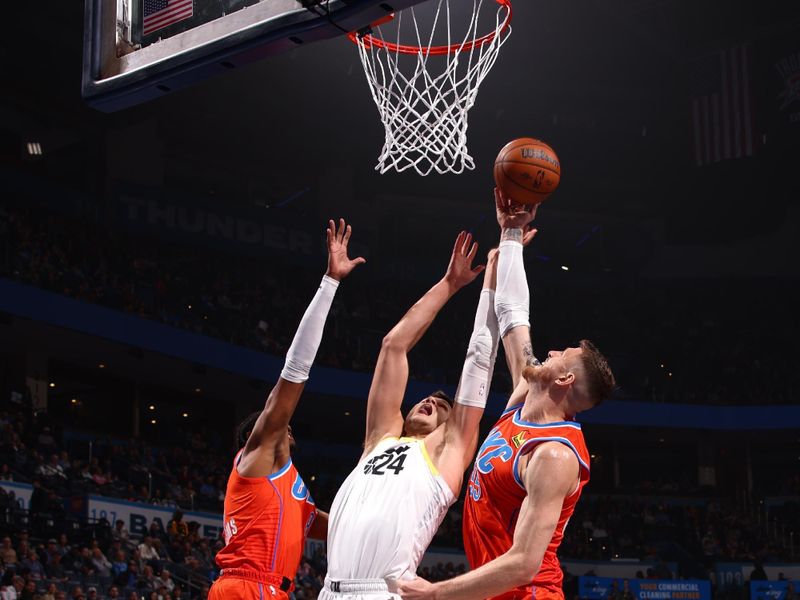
left=493, top=138, right=561, bottom=205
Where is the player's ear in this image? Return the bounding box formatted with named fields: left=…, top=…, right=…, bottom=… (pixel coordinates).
left=555, top=372, right=575, bottom=387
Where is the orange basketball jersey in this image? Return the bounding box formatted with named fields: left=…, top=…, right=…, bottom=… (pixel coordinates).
left=215, top=452, right=317, bottom=593
left=463, top=405, right=590, bottom=600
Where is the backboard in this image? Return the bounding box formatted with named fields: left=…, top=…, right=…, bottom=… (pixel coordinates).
left=82, top=0, right=430, bottom=112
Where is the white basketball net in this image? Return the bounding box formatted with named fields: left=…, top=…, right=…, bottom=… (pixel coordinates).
left=352, top=0, right=512, bottom=175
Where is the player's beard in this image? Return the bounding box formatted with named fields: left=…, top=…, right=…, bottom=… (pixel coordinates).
left=522, top=363, right=556, bottom=387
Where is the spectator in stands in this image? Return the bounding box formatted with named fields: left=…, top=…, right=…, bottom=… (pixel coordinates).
left=786, top=582, right=796, bottom=600
left=112, top=520, right=129, bottom=543
left=116, top=559, right=136, bottom=588
left=70, top=585, right=84, bottom=600
left=0, top=572, right=25, bottom=600
left=19, top=550, right=44, bottom=580
left=56, top=535, right=70, bottom=557
left=110, top=549, right=128, bottom=582
left=90, top=547, right=112, bottom=577
left=0, top=464, right=11, bottom=481
left=14, top=542, right=28, bottom=567
left=0, top=537, right=16, bottom=566
left=750, top=561, right=768, bottom=581
left=107, top=587, right=120, bottom=599
left=19, top=580, right=36, bottom=600
left=137, top=565, right=156, bottom=594
left=148, top=520, right=166, bottom=543
left=138, top=536, right=160, bottom=564
left=85, top=587, right=97, bottom=600
left=44, top=550, right=67, bottom=582
left=155, top=569, right=175, bottom=593
left=167, top=511, right=188, bottom=539
left=43, top=583, right=57, bottom=600
left=36, top=455, right=66, bottom=481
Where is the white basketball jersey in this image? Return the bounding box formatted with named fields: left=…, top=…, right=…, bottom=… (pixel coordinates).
left=326, top=436, right=455, bottom=583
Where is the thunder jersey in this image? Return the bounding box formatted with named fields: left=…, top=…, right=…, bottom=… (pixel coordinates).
left=463, top=405, right=590, bottom=600
left=215, top=451, right=317, bottom=584
left=326, top=437, right=455, bottom=583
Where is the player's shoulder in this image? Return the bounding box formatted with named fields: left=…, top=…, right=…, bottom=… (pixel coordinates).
left=529, top=440, right=580, bottom=464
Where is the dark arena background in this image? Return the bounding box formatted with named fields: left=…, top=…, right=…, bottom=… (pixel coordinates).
left=1, top=0, right=800, bottom=598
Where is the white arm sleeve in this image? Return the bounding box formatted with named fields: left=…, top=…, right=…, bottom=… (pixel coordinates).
left=494, top=236, right=530, bottom=338
left=455, top=289, right=500, bottom=409
left=280, top=275, right=339, bottom=383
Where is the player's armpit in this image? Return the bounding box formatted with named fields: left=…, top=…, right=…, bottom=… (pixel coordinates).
left=237, top=378, right=305, bottom=477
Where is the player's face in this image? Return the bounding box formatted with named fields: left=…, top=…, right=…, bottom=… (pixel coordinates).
left=528, top=346, right=582, bottom=384
left=287, top=425, right=296, bottom=450
left=404, top=396, right=452, bottom=435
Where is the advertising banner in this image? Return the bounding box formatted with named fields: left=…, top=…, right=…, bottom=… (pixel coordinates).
left=0, top=481, right=33, bottom=510
left=579, top=577, right=711, bottom=600
left=751, top=581, right=800, bottom=600
left=87, top=495, right=223, bottom=541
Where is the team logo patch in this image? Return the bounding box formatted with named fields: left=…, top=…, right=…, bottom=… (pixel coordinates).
left=511, top=431, right=527, bottom=448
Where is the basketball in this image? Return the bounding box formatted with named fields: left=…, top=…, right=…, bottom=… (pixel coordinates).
left=493, top=138, right=561, bottom=205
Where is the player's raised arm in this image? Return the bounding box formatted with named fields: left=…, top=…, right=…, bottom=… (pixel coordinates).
left=397, top=440, right=579, bottom=600
left=238, top=219, right=365, bottom=477
left=494, top=188, right=539, bottom=406
left=363, top=231, right=484, bottom=454
left=436, top=249, right=500, bottom=490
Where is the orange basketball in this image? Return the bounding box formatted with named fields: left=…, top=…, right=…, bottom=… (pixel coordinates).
left=493, top=138, right=561, bottom=205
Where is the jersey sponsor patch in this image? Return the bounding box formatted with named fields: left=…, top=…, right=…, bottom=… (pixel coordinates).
left=511, top=431, right=527, bottom=448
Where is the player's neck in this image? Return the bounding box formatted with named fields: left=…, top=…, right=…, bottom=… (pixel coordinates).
left=519, top=393, right=568, bottom=424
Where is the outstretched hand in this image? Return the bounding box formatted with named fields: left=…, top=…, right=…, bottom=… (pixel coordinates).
left=326, top=218, right=366, bottom=281
left=444, top=231, right=485, bottom=290
left=495, top=187, right=538, bottom=230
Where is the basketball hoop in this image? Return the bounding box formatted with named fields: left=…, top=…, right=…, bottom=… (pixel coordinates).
left=349, top=0, right=512, bottom=175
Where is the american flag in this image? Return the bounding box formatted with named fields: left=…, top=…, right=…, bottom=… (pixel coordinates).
left=690, top=44, right=760, bottom=166
left=143, top=0, right=193, bottom=37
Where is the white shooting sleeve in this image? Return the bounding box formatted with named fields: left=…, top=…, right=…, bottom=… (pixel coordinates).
left=455, top=288, right=500, bottom=409
left=280, top=275, right=339, bottom=383
left=494, top=234, right=530, bottom=338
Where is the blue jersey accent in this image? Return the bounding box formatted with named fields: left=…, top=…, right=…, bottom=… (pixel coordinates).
left=468, top=467, right=482, bottom=501
left=512, top=411, right=581, bottom=429
left=475, top=429, right=513, bottom=474
left=268, top=458, right=293, bottom=480
left=511, top=436, right=591, bottom=490
left=291, top=473, right=309, bottom=501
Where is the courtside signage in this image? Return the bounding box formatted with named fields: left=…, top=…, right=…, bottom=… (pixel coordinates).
left=579, top=577, right=711, bottom=600
left=87, top=495, right=223, bottom=540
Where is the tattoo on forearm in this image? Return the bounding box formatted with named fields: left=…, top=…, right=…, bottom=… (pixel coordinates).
left=523, top=342, right=535, bottom=366
left=500, top=228, right=523, bottom=242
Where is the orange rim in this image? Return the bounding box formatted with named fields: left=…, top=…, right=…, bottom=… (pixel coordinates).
left=347, top=0, right=512, bottom=56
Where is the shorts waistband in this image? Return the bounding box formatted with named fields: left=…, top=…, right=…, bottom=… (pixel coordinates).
left=324, top=577, right=395, bottom=594
left=219, top=569, right=292, bottom=591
